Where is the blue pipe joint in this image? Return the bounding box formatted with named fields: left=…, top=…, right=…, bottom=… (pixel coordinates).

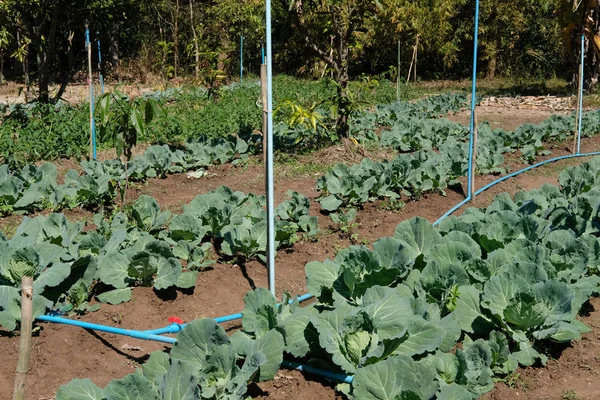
left=143, top=323, right=183, bottom=335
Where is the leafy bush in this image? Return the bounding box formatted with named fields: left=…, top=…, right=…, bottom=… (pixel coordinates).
left=0, top=185, right=319, bottom=326
left=0, top=103, right=88, bottom=168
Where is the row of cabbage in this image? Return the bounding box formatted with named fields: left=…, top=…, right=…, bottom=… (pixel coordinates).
left=0, top=93, right=468, bottom=218
left=0, top=135, right=249, bottom=216
left=372, top=107, right=599, bottom=164
left=319, top=106, right=600, bottom=211
left=0, top=186, right=318, bottom=330
left=57, top=156, right=600, bottom=399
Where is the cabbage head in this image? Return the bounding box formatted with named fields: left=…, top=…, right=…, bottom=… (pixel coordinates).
left=2, top=247, right=42, bottom=284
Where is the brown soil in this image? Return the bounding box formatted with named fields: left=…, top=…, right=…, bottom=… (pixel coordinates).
left=1, top=107, right=600, bottom=400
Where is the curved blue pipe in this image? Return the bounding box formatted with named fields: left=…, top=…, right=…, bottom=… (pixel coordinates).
left=433, top=198, right=471, bottom=227
left=36, top=151, right=600, bottom=385
left=433, top=151, right=600, bottom=226
left=176, top=293, right=314, bottom=327
left=40, top=153, right=600, bottom=385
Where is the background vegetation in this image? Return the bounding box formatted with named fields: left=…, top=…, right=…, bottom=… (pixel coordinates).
left=0, top=0, right=598, bottom=97
left=2, top=0, right=600, bottom=163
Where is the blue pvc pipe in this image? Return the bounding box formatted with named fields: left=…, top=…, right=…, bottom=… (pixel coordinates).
left=85, top=27, right=97, bottom=160
left=216, top=313, right=242, bottom=324
left=97, top=32, right=105, bottom=95
left=281, top=360, right=353, bottom=384
left=37, top=315, right=352, bottom=383
left=240, top=35, right=244, bottom=82
left=433, top=198, right=471, bottom=226
left=265, top=0, right=276, bottom=297
left=212, top=293, right=313, bottom=324
left=261, top=44, right=265, bottom=65
left=433, top=151, right=600, bottom=226
left=142, top=323, right=181, bottom=335
left=577, top=35, right=585, bottom=154
left=36, top=315, right=177, bottom=344
left=38, top=293, right=314, bottom=338
left=466, top=0, right=481, bottom=200
left=172, top=293, right=314, bottom=328
left=36, top=321, right=351, bottom=384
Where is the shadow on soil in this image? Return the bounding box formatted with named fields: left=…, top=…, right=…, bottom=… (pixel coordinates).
left=85, top=329, right=159, bottom=364
left=480, top=81, right=573, bottom=97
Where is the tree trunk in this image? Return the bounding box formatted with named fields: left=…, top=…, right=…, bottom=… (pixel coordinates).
left=17, top=28, right=30, bottom=101
left=173, top=0, right=180, bottom=78
left=413, top=36, right=418, bottom=82
left=487, top=56, right=497, bottom=79
left=0, top=54, right=4, bottom=85
left=586, top=28, right=599, bottom=91
left=110, top=27, right=119, bottom=68
left=189, top=0, right=199, bottom=79
left=16, top=30, right=27, bottom=86
left=16, top=30, right=21, bottom=75
left=579, top=3, right=599, bottom=90
left=67, top=31, right=74, bottom=73
left=335, top=17, right=350, bottom=138
left=37, top=2, right=60, bottom=103
left=217, top=53, right=227, bottom=72
left=24, top=55, right=29, bottom=101
left=217, top=34, right=230, bottom=72
left=336, top=71, right=350, bottom=138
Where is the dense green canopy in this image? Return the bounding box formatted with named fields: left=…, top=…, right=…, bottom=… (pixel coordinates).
left=0, top=0, right=595, bottom=101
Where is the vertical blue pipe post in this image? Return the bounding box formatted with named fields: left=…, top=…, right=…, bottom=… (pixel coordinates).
left=97, top=32, right=105, bottom=95
left=265, top=1, right=276, bottom=297
left=397, top=39, right=401, bottom=100
left=466, top=0, right=480, bottom=200
left=261, top=44, right=265, bottom=65
left=85, top=23, right=97, bottom=160
left=240, top=35, right=245, bottom=82
left=577, top=34, right=585, bottom=154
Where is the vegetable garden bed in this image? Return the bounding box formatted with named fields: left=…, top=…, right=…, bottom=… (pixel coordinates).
left=1, top=103, right=600, bottom=400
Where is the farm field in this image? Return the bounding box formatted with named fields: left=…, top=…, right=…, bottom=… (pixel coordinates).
left=4, top=0, right=600, bottom=398
left=2, top=85, right=600, bottom=400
